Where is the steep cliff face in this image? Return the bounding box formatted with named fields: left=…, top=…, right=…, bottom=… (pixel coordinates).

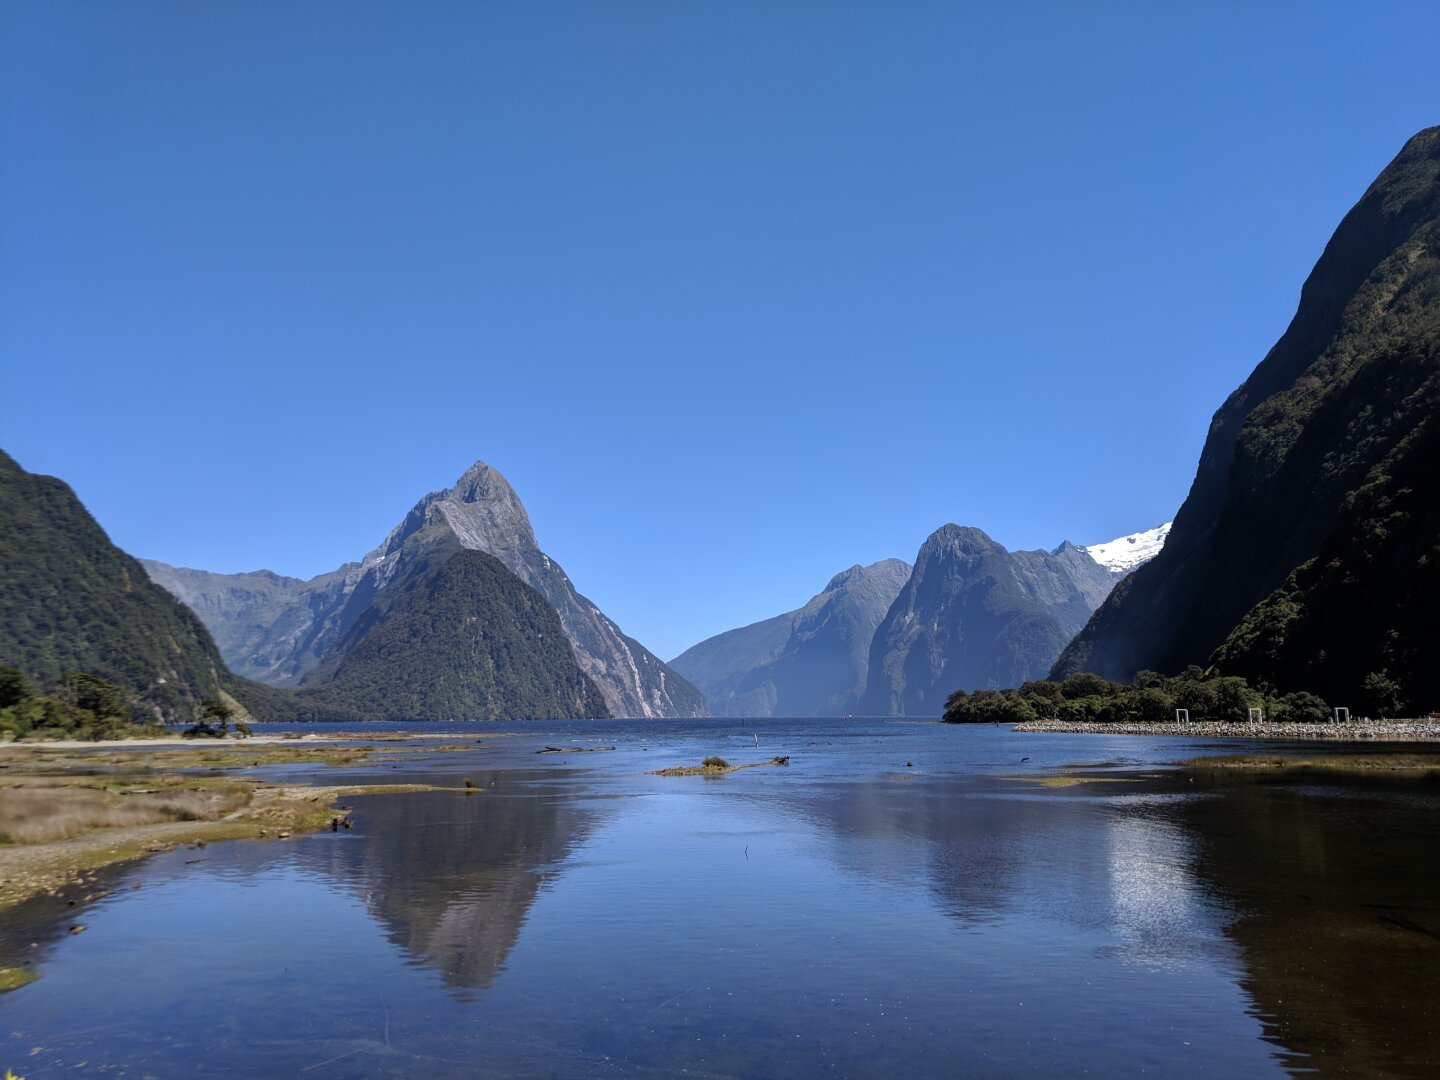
left=0, top=451, right=241, bottom=722
left=147, top=461, right=706, bottom=718
left=1054, top=127, right=1440, bottom=710
left=860, top=526, right=1115, bottom=715
left=670, top=559, right=912, bottom=716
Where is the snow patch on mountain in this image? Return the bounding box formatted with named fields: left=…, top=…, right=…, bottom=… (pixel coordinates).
left=1081, top=522, right=1172, bottom=575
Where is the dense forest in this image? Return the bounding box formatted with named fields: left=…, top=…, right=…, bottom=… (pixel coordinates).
left=291, top=547, right=608, bottom=721
left=0, top=450, right=246, bottom=723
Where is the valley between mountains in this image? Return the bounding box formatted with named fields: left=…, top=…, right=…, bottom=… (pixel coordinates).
left=3, top=128, right=1437, bottom=725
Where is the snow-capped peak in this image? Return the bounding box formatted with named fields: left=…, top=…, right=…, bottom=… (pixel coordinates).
left=1081, top=522, right=1173, bottom=575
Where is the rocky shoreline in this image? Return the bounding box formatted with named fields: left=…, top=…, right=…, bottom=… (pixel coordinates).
left=1012, top=718, right=1440, bottom=741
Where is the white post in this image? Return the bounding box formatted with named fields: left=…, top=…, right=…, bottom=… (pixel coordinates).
left=1175, top=708, right=1189, bottom=725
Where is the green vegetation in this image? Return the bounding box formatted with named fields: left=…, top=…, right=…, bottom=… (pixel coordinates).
left=0, top=667, right=163, bottom=741
left=0, top=451, right=250, bottom=723
left=1211, top=399, right=1439, bottom=715
left=288, top=546, right=608, bottom=721
left=943, top=669, right=1331, bottom=725
left=1054, top=127, right=1440, bottom=711
left=0, top=968, right=37, bottom=993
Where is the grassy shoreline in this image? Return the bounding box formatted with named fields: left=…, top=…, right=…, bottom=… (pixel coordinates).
left=0, top=738, right=458, bottom=915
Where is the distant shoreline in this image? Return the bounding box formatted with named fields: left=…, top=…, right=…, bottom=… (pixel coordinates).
left=1012, top=719, right=1440, bottom=741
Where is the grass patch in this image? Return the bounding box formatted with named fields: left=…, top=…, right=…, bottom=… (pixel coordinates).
left=0, top=783, right=250, bottom=844
left=1186, top=753, right=1440, bottom=773
left=0, top=740, right=453, bottom=911
left=651, top=756, right=789, bottom=777
left=1000, top=774, right=1140, bottom=788
left=0, top=966, right=37, bottom=992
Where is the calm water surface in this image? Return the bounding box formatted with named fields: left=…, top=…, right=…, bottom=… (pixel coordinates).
left=1, top=719, right=1437, bottom=1077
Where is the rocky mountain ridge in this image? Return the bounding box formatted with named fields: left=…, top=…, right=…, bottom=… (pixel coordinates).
left=145, top=461, right=706, bottom=718
left=859, top=524, right=1119, bottom=715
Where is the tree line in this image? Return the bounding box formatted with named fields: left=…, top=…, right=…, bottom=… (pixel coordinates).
left=943, top=668, right=1336, bottom=725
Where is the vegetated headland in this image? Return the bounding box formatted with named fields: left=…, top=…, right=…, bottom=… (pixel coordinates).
left=944, top=670, right=1440, bottom=741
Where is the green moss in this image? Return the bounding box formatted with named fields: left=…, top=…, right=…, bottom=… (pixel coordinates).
left=0, top=967, right=37, bottom=993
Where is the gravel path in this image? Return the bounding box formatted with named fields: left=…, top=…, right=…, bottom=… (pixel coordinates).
left=1012, top=719, right=1440, bottom=740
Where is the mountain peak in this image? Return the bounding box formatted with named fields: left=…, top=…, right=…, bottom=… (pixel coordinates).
left=429, top=460, right=539, bottom=557
left=923, top=524, right=1001, bottom=557
left=446, top=460, right=514, bottom=504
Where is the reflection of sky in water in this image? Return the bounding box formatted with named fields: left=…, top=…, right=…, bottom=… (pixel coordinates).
left=1104, top=796, right=1214, bottom=971
left=0, top=724, right=1327, bottom=1077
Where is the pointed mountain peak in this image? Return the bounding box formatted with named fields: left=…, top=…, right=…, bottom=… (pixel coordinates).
left=445, top=460, right=517, bottom=505
left=429, top=459, right=539, bottom=557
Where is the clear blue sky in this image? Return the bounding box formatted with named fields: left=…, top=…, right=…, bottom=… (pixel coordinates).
left=3, top=2, right=1438, bottom=660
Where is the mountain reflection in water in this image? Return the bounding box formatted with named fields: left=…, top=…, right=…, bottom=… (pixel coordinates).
left=1177, top=767, right=1440, bottom=1076
left=310, top=771, right=594, bottom=996
left=0, top=723, right=1435, bottom=1077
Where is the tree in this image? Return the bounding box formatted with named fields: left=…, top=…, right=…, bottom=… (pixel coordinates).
left=60, top=673, right=130, bottom=720
left=0, top=667, right=31, bottom=709
left=187, top=698, right=235, bottom=738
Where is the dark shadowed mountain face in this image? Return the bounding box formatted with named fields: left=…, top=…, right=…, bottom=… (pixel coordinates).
left=146, top=461, right=706, bottom=718
left=1054, top=127, right=1440, bottom=712
left=669, top=559, right=912, bottom=717
left=860, top=525, right=1117, bottom=715
left=0, top=451, right=238, bottom=722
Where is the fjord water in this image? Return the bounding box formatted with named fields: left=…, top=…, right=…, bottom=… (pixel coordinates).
left=2, top=721, right=1437, bottom=1077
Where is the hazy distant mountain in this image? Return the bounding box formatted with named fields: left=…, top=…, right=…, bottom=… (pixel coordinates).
left=860, top=525, right=1116, bottom=715
left=146, top=461, right=706, bottom=718
left=137, top=562, right=316, bottom=684
left=1055, top=127, right=1440, bottom=715
left=0, top=450, right=242, bottom=722
left=670, top=559, right=912, bottom=716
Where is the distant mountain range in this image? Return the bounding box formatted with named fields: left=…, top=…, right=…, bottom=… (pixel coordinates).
left=670, top=559, right=912, bottom=717
left=674, top=523, right=1167, bottom=716
left=145, top=462, right=706, bottom=719
left=1056, top=126, right=1439, bottom=715
left=858, top=528, right=1125, bottom=715
left=16, top=133, right=1428, bottom=722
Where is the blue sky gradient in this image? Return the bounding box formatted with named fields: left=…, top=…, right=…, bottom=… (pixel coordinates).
left=3, top=2, right=1438, bottom=658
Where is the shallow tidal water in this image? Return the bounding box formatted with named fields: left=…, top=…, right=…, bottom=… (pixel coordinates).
left=1, top=719, right=1437, bottom=1077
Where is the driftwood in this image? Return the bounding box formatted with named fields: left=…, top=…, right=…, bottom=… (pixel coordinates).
left=536, top=746, right=616, bottom=754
